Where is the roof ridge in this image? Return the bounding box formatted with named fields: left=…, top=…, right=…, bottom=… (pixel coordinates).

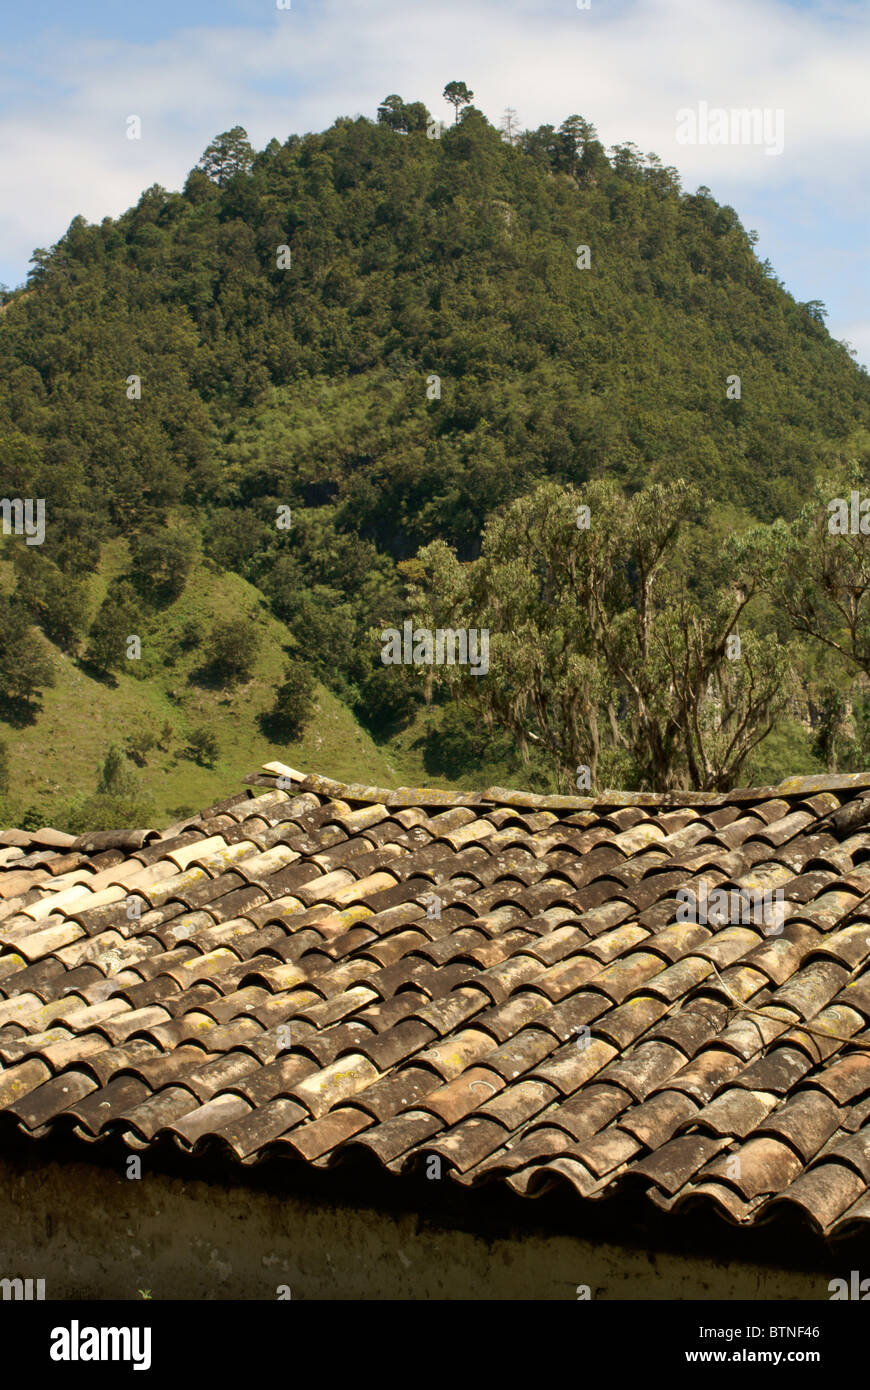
left=5, top=762, right=870, bottom=850
left=252, top=761, right=870, bottom=811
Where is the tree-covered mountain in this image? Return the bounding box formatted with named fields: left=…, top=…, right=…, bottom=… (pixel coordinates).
left=1, top=94, right=869, bottom=818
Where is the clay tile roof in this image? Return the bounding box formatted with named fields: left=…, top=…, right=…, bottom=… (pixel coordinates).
left=7, top=763, right=870, bottom=1235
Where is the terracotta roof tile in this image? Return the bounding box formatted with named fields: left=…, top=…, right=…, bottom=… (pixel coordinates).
left=629, top=1133, right=731, bottom=1194
left=766, top=1163, right=866, bottom=1232
left=700, top=1135, right=805, bottom=1196
left=8, top=763, right=870, bottom=1234
left=618, top=1087, right=700, bottom=1147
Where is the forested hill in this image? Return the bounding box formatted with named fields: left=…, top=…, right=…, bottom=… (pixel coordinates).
left=2, top=103, right=867, bottom=561
left=0, top=98, right=869, bottom=822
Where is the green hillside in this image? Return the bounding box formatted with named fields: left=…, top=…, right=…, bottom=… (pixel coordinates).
left=0, top=94, right=868, bottom=819
left=0, top=541, right=400, bottom=828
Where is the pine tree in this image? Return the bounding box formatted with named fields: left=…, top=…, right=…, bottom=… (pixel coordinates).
left=197, top=127, right=255, bottom=186
left=443, top=81, right=474, bottom=123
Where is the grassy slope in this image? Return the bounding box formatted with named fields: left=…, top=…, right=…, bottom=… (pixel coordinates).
left=0, top=542, right=400, bottom=827
left=0, top=529, right=826, bottom=830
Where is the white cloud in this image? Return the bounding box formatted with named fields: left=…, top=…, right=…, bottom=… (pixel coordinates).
left=0, top=0, right=867, bottom=364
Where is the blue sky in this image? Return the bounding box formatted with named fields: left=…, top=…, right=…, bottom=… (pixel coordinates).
left=2, top=0, right=868, bottom=367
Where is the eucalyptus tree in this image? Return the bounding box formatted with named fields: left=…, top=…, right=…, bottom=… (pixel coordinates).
left=405, top=480, right=792, bottom=792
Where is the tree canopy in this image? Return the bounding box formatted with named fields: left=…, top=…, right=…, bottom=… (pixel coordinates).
left=403, top=479, right=794, bottom=792
left=0, top=90, right=868, bottom=800
left=196, top=127, right=255, bottom=186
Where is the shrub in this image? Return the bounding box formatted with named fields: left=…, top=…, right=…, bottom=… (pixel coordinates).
left=86, top=583, right=142, bottom=676
left=12, top=549, right=89, bottom=652
left=61, top=792, right=156, bottom=835
left=0, top=597, right=55, bottom=704
left=129, top=530, right=197, bottom=604
left=126, top=731, right=156, bottom=767
left=208, top=617, right=261, bottom=683
left=185, top=726, right=219, bottom=767
left=268, top=659, right=316, bottom=739
left=97, top=744, right=141, bottom=799
left=178, top=617, right=203, bottom=651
